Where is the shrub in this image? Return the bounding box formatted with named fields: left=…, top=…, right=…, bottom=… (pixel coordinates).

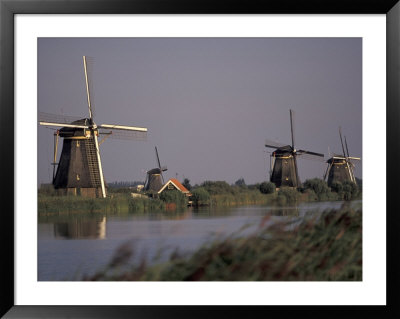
left=302, top=178, right=330, bottom=200
left=234, top=178, right=246, bottom=188
left=191, top=187, right=210, bottom=206
left=341, top=181, right=359, bottom=200
left=128, top=197, right=165, bottom=213
left=259, top=182, right=276, bottom=194
left=159, top=190, right=187, bottom=207
left=201, top=181, right=235, bottom=195
left=182, top=178, right=192, bottom=191
left=277, top=187, right=299, bottom=204
left=303, top=189, right=318, bottom=201
left=330, top=181, right=343, bottom=193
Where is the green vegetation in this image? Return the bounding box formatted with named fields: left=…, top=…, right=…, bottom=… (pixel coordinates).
left=300, top=179, right=361, bottom=202
left=38, top=193, right=130, bottom=215
left=159, top=190, right=188, bottom=208
left=259, top=181, right=276, bottom=194
left=276, top=187, right=300, bottom=205
left=190, top=187, right=211, bottom=206
left=82, top=205, right=362, bottom=281
left=128, top=197, right=165, bottom=213
left=38, top=178, right=361, bottom=215
left=197, top=180, right=270, bottom=207
left=182, top=178, right=192, bottom=191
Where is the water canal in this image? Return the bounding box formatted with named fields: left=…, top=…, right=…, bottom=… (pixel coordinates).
left=38, top=200, right=361, bottom=281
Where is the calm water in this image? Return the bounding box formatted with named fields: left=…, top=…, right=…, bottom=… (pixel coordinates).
left=38, top=200, right=360, bottom=281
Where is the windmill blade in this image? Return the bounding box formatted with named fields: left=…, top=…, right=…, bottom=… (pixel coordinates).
left=297, top=152, right=325, bottom=162
left=297, top=149, right=324, bottom=158
left=92, top=127, right=106, bottom=198
left=83, top=56, right=95, bottom=120
left=155, top=146, right=162, bottom=169
left=264, top=138, right=288, bottom=149
left=99, top=124, right=147, bottom=132
left=290, top=109, right=295, bottom=149
left=39, top=111, right=83, bottom=124
left=332, top=153, right=345, bottom=158
left=339, top=126, right=346, bottom=157
left=347, top=156, right=361, bottom=161
left=39, top=121, right=89, bottom=129
left=299, top=154, right=326, bottom=162
left=98, top=123, right=147, bottom=141
left=161, top=172, right=165, bottom=185
left=98, top=128, right=147, bottom=141
left=344, top=136, right=350, bottom=158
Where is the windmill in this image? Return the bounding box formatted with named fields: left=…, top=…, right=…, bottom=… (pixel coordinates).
left=39, top=56, right=147, bottom=198
left=324, top=127, right=361, bottom=186
left=264, top=109, right=324, bottom=189
left=144, top=146, right=168, bottom=192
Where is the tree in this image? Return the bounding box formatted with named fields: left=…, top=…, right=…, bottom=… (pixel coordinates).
left=234, top=178, right=246, bottom=188
left=302, top=178, right=330, bottom=199
left=259, top=182, right=276, bottom=194
left=330, top=181, right=343, bottom=193
left=191, top=187, right=210, bottom=206
left=342, top=181, right=359, bottom=200
left=201, top=181, right=233, bottom=195
left=182, top=178, right=192, bottom=191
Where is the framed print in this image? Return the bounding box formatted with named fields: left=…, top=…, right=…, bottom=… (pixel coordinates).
left=1, top=0, right=400, bottom=318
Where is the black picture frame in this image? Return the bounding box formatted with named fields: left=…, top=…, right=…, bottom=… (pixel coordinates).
left=1, top=1, right=399, bottom=318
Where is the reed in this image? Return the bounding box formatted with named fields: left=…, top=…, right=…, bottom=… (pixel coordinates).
left=38, top=193, right=131, bottom=215
left=82, top=204, right=362, bottom=281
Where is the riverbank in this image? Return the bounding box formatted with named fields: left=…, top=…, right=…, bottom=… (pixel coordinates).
left=80, top=204, right=362, bottom=281
left=38, top=179, right=361, bottom=215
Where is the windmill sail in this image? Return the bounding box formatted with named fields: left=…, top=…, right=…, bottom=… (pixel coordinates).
left=39, top=56, right=148, bottom=198
left=325, top=128, right=361, bottom=186
left=265, top=109, right=324, bottom=188
left=144, top=146, right=167, bottom=191
left=98, top=124, right=147, bottom=140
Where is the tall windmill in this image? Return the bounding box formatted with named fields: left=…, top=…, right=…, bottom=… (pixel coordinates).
left=264, top=109, right=324, bottom=189
left=39, top=56, right=147, bottom=198
left=144, top=146, right=168, bottom=192
left=324, top=127, right=361, bottom=186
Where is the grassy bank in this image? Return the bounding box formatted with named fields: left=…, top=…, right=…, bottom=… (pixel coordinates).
left=82, top=204, right=362, bottom=281
left=38, top=193, right=165, bottom=216
left=38, top=178, right=361, bottom=215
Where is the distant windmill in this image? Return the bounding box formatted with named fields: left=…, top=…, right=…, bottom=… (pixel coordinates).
left=144, top=146, right=168, bottom=192
left=39, top=56, right=147, bottom=198
left=264, top=109, right=324, bottom=189
left=324, top=127, right=361, bottom=186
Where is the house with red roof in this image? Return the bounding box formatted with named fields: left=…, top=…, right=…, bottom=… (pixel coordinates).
left=157, top=178, right=191, bottom=197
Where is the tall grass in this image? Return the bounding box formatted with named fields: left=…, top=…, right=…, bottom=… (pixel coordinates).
left=82, top=205, right=362, bottom=281
left=38, top=193, right=131, bottom=215
left=128, top=197, right=165, bottom=213
left=210, top=190, right=273, bottom=207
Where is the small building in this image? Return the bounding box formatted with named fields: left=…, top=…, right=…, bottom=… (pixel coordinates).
left=157, top=178, right=191, bottom=197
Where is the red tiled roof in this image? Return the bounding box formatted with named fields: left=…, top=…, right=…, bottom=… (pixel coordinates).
left=158, top=178, right=190, bottom=194
left=169, top=178, right=189, bottom=193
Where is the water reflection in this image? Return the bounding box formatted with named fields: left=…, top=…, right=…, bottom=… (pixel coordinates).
left=54, top=216, right=107, bottom=239
left=265, top=206, right=299, bottom=217
left=38, top=200, right=361, bottom=280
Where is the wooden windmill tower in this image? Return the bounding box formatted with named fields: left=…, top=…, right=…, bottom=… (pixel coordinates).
left=39, top=56, right=147, bottom=198
left=324, top=127, right=361, bottom=186
left=264, top=109, right=324, bottom=189
left=144, top=146, right=168, bottom=192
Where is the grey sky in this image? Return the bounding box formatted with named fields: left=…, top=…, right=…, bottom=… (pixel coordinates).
left=38, top=38, right=362, bottom=186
